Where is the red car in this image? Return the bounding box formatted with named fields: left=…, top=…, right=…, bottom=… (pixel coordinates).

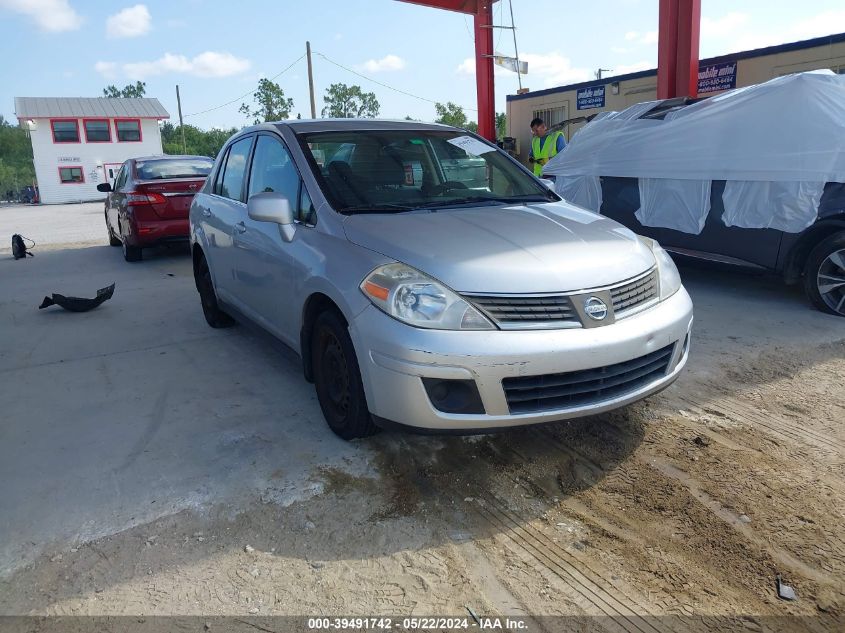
left=98, top=155, right=214, bottom=262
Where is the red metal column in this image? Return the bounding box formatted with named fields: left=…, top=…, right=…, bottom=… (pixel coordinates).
left=473, top=1, right=495, bottom=140
left=657, top=0, right=701, bottom=99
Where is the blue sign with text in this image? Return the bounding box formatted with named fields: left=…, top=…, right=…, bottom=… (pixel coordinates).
left=698, top=61, right=737, bottom=94
left=576, top=85, right=606, bottom=110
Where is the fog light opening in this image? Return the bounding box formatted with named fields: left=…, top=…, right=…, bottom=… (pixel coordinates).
left=422, top=378, right=485, bottom=415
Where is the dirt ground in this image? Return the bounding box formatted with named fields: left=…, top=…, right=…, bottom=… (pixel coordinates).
left=1, top=206, right=843, bottom=631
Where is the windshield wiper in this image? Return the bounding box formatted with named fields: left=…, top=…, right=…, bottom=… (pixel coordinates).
left=342, top=203, right=418, bottom=214
left=423, top=195, right=553, bottom=209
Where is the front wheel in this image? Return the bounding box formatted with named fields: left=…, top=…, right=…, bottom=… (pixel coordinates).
left=804, top=231, right=845, bottom=316
left=311, top=310, right=378, bottom=440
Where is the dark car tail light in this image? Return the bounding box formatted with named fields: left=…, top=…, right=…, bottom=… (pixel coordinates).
left=126, top=191, right=167, bottom=206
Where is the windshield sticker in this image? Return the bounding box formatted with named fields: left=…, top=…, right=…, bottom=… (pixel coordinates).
left=447, top=135, right=496, bottom=156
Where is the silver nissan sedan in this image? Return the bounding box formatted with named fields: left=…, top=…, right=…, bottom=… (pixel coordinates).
left=190, top=120, right=693, bottom=439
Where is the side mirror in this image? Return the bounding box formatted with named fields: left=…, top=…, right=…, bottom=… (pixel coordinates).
left=97, top=183, right=112, bottom=193
left=538, top=178, right=556, bottom=191
left=247, top=191, right=296, bottom=241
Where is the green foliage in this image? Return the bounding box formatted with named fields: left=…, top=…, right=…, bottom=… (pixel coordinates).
left=496, top=112, right=507, bottom=140
left=322, top=83, right=379, bottom=118
left=103, top=81, right=147, bottom=98
left=434, top=101, right=468, bottom=128
left=239, top=78, right=294, bottom=124
left=0, top=116, right=35, bottom=197
left=160, top=121, right=239, bottom=159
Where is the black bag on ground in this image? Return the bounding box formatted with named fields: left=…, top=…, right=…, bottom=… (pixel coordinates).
left=12, top=234, right=34, bottom=259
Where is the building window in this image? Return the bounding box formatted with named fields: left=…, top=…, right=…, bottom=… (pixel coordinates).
left=531, top=107, right=567, bottom=127
left=83, top=119, right=111, bottom=142
left=58, top=166, right=85, bottom=184
left=115, top=119, right=142, bottom=142
left=51, top=119, right=80, bottom=143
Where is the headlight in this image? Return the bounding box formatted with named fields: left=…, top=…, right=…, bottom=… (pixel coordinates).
left=360, top=263, right=495, bottom=330
left=638, top=236, right=682, bottom=300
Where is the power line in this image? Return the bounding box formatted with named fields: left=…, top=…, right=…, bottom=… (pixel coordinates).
left=314, top=51, right=477, bottom=112
left=183, top=54, right=306, bottom=119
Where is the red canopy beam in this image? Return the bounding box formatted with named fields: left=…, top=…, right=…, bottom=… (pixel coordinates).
left=397, top=0, right=497, bottom=141
left=657, top=0, right=701, bottom=99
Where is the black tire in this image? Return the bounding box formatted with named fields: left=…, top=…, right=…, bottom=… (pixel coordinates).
left=106, top=214, right=121, bottom=247
left=803, top=231, right=845, bottom=316
left=311, top=310, right=378, bottom=440
left=195, top=253, right=235, bottom=328
left=122, top=239, right=142, bottom=262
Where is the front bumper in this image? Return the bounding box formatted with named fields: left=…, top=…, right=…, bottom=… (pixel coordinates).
left=350, top=287, right=693, bottom=431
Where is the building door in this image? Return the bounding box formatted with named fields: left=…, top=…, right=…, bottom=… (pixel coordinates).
left=104, top=163, right=123, bottom=185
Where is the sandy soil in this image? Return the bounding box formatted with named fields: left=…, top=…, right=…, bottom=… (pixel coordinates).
left=1, top=335, right=842, bottom=631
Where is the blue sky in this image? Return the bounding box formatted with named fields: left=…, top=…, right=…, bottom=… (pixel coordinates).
left=1, top=0, right=844, bottom=130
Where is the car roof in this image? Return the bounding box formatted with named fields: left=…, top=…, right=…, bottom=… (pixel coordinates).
left=246, top=118, right=460, bottom=135
left=131, top=154, right=214, bottom=162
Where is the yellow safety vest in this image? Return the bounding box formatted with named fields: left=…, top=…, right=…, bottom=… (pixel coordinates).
left=531, top=131, right=563, bottom=176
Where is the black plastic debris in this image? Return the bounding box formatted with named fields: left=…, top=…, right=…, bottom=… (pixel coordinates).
left=776, top=574, right=797, bottom=601
left=39, top=283, right=115, bottom=312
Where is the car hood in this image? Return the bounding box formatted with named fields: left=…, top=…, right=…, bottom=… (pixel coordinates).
left=343, top=201, right=656, bottom=293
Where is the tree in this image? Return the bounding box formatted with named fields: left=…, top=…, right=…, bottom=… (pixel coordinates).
left=496, top=112, right=507, bottom=140
left=160, top=121, right=239, bottom=158
left=434, top=101, right=468, bottom=128
left=239, top=78, right=294, bottom=124
left=0, top=116, right=35, bottom=197
left=321, top=83, right=379, bottom=118
left=103, top=81, right=146, bottom=98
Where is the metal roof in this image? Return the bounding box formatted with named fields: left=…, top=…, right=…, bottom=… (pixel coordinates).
left=14, top=97, right=170, bottom=119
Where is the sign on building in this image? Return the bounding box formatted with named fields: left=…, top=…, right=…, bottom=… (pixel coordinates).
left=576, top=85, right=605, bottom=110
left=698, top=61, right=737, bottom=94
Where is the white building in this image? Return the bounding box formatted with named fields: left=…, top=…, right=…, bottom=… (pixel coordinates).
left=14, top=97, right=170, bottom=204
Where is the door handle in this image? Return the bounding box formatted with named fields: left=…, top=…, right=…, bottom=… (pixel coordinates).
left=235, top=221, right=247, bottom=234
left=201, top=207, right=212, bottom=218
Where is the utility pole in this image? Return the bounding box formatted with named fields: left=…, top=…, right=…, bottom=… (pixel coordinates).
left=306, top=41, right=317, bottom=118
left=508, top=0, right=522, bottom=91
left=595, top=68, right=613, bottom=80
left=175, top=84, right=187, bottom=154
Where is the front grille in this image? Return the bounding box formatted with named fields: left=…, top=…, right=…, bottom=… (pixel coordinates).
left=465, top=294, right=578, bottom=326
left=502, top=344, right=674, bottom=414
left=611, top=270, right=658, bottom=314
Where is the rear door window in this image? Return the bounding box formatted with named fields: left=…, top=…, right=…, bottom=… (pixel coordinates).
left=218, top=137, right=254, bottom=202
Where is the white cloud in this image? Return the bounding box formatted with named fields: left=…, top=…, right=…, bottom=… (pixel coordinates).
left=456, top=57, right=475, bottom=75
left=0, top=0, right=82, bottom=32
left=107, top=4, right=151, bottom=38
left=360, top=54, right=406, bottom=73
left=621, top=29, right=657, bottom=45
left=610, top=46, right=629, bottom=54
left=94, top=61, right=118, bottom=79
left=100, top=51, right=251, bottom=80
left=701, top=12, right=749, bottom=39
left=518, top=52, right=592, bottom=87
left=612, top=61, right=652, bottom=75
left=711, top=8, right=845, bottom=54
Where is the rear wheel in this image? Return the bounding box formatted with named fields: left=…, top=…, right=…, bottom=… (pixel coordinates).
left=122, top=239, right=142, bottom=262
left=804, top=231, right=845, bottom=316
left=311, top=310, right=378, bottom=440
left=106, top=213, right=121, bottom=247
left=195, top=253, right=234, bottom=328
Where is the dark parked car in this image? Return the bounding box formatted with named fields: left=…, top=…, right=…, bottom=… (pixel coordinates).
left=97, top=155, right=214, bottom=261
left=598, top=177, right=845, bottom=318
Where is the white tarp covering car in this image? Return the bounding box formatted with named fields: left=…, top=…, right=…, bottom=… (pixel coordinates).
left=543, top=70, right=845, bottom=234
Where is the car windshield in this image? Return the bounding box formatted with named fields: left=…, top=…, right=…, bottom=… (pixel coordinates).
left=136, top=158, right=213, bottom=180
left=297, top=129, right=558, bottom=213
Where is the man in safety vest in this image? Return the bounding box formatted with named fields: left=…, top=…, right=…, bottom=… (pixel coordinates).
left=528, top=117, right=566, bottom=177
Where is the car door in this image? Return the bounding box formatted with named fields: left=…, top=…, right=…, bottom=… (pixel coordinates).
left=202, top=135, right=255, bottom=306
left=234, top=133, right=302, bottom=344
left=106, top=163, right=127, bottom=235
left=601, top=177, right=784, bottom=269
